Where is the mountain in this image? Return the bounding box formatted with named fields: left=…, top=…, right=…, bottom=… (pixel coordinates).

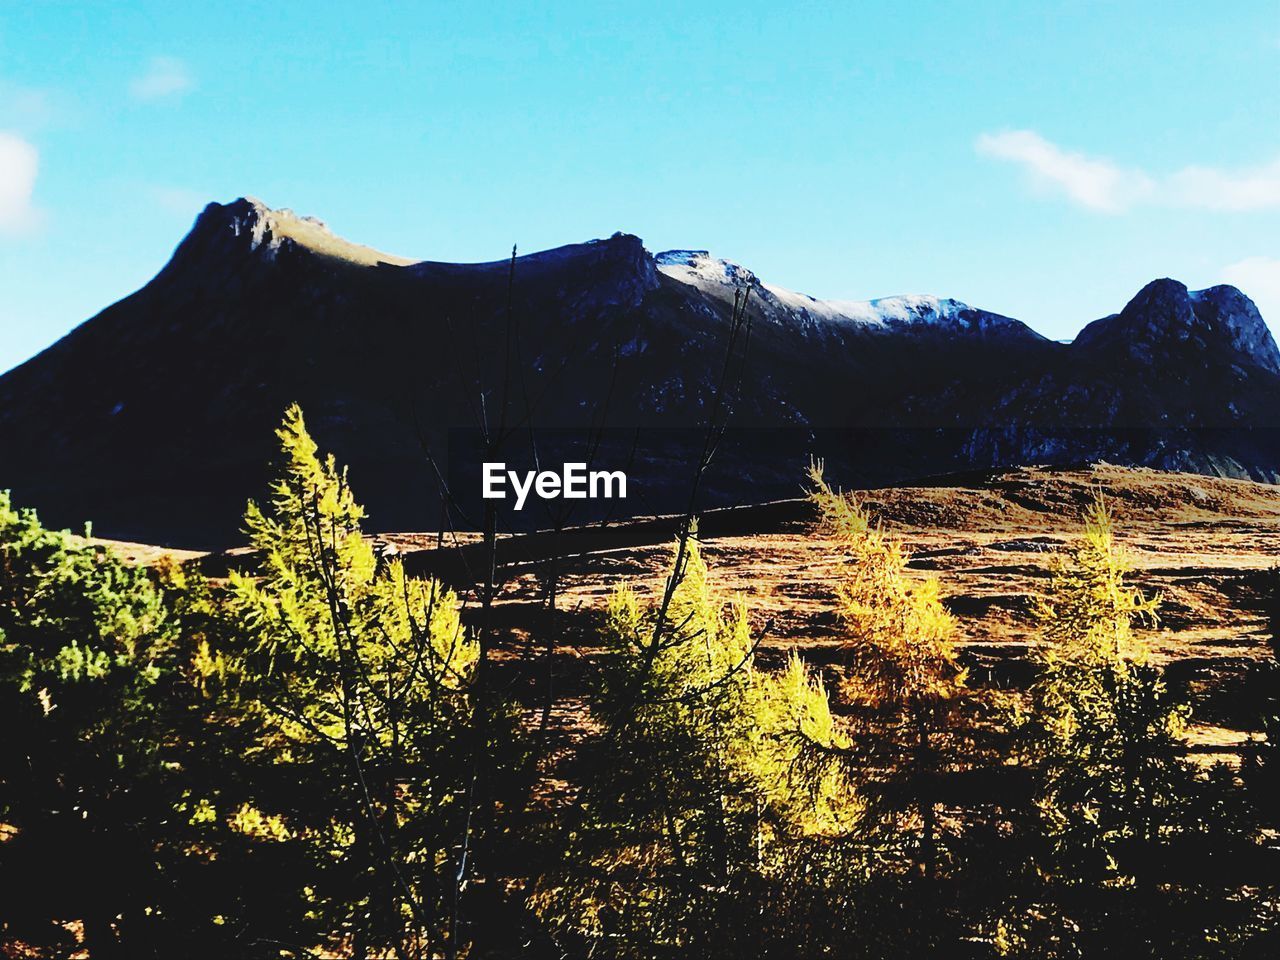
left=655, top=249, right=1045, bottom=341
left=1, top=197, right=1278, bottom=548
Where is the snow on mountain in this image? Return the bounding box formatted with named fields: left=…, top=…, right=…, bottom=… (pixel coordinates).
left=655, top=249, right=758, bottom=290
left=656, top=248, right=1027, bottom=336
left=761, top=286, right=969, bottom=327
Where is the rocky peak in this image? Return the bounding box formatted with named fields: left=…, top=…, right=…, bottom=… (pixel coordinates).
left=162, top=197, right=415, bottom=281
left=201, top=196, right=276, bottom=249
left=1130, top=277, right=1198, bottom=331
left=550, top=233, right=660, bottom=306
left=553, top=232, right=656, bottom=280
left=1190, top=284, right=1280, bottom=375
left=157, top=198, right=277, bottom=280
left=1073, top=278, right=1280, bottom=373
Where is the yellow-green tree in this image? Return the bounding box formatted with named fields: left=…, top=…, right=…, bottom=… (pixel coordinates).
left=1025, top=494, right=1190, bottom=884
left=537, top=528, right=857, bottom=955
left=807, top=461, right=967, bottom=878
left=220, top=405, right=489, bottom=958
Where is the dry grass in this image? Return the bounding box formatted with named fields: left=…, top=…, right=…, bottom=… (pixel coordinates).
left=110, top=463, right=1280, bottom=756
left=479, top=464, right=1280, bottom=753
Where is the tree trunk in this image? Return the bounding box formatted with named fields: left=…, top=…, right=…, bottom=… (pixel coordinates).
left=916, top=708, right=936, bottom=880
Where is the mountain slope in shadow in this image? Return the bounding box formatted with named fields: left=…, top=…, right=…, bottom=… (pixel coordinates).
left=2, top=198, right=1278, bottom=548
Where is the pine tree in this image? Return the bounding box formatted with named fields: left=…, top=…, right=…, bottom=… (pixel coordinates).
left=220, top=404, right=499, bottom=957
left=0, top=491, right=182, bottom=956
left=537, top=528, right=857, bottom=955
left=1024, top=494, right=1190, bottom=885
left=806, top=461, right=967, bottom=879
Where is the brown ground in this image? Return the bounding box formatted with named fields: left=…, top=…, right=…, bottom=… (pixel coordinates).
left=409, top=464, right=1280, bottom=762
left=117, top=463, right=1280, bottom=761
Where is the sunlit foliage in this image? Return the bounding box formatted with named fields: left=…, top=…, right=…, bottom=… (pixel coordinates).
left=1023, top=495, right=1193, bottom=883
left=219, top=404, right=493, bottom=957
left=534, top=529, right=858, bottom=955
left=807, top=460, right=967, bottom=877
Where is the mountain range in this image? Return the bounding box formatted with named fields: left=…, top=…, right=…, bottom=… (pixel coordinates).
left=2, top=197, right=1278, bottom=548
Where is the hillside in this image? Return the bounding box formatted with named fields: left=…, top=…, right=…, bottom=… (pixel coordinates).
left=160, top=463, right=1277, bottom=760
left=2, top=198, right=1280, bottom=549
left=521, top=465, right=1272, bottom=769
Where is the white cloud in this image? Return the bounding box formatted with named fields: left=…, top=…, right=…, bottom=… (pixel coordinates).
left=1222, top=256, right=1280, bottom=326
left=130, top=56, right=194, bottom=102
left=0, top=131, right=40, bottom=235
left=975, top=130, right=1153, bottom=213
left=978, top=129, right=1280, bottom=215
left=1168, top=158, right=1280, bottom=212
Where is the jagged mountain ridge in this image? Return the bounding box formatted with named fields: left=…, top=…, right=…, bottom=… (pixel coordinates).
left=654, top=249, right=1047, bottom=341
left=1, top=197, right=1278, bottom=547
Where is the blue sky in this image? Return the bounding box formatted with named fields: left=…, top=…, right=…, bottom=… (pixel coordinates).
left=1, top=1, right=1278, bottom=372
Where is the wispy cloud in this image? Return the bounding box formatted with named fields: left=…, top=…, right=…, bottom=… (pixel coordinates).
left=975, top=130, right=1152, bottom=213
left=146, top=185, right=208, bottom=217
left=977, top=129, right=1280, bottom=215
left=0, top=131, right=41, bottom=235
left=0, top=81, right=62, bottom=130
left=1222, top=256, right=1280, bottom=326
left=130, top=56, right=194, bottom=102
left=1168, top=159, right=1280, bottom=212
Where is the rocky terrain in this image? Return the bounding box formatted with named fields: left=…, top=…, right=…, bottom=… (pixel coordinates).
left=3, top=198, right=1280, bottom=549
